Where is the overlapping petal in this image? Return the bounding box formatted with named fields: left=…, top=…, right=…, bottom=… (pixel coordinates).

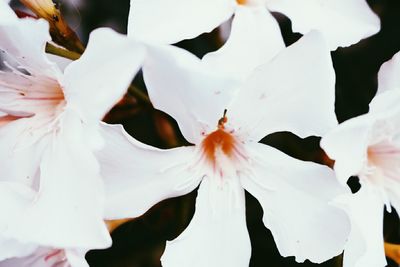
left=377, top=51, right=400, bottom=94
left=128, top=0, right=235, bottom=44
left=229, top=31, right=336, bottom=141
left=267, top=0, right=380, bottom=49
left=0, top=118, right=48, bottom=186
left=143, top=44, right=240, bottom=144
left=202, top=6, right=285, bottom=80
left=0, top=182, right=37, bottom=261
left=321, top=115, right=372, bottom=185
left=3, top=112, right=111, bottom=249
left=0, top=248, right=89, bottom=267
left=0, top=10, right=59, bottom=77
left=241, top=143, right=350, bottom=263
left=340, top=186, right=386, bottom=267
left=63, top=28, right=146, bottom=121
left=97, top=123, right=201, bottom=220
left=161, top=177, right=251, bottom=267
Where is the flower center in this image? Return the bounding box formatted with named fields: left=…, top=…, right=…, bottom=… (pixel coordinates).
left=0, top=66, right=66, bottom=126
left=202, top=128, right=236, bottom=166
left=200, top=110, right=248, bottom=177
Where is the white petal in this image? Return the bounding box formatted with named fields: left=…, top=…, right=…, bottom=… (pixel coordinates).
left=369, top=89, right=400, bottom=116
left=97, top=123, right=202, bottom=220
left=0, top=183, right=37, bottom=261
left=377, top=51, right=400, bottom=94
left=0, top=182, right=35, bottom=229
left=0, top=17, right=60, bottom=77
left=241, top=143, right=350, bottom=263
left=341, top=186, right=386, bottom=267
left=4, top=112, right=111, bottom=249
left=0, top=119, right=48, bottom=187
left=161, top=177, right=251, bottom=267
left=128, top=0, right=235, bottom=44
left=321, top=115, right=373, bottom=185
left=229, top=31, right=336, bottom=141
left=65, top=249, right=89, bottom=267
left=0, top=238, right=37, bottom=262
left=202, top=6, right=285, bottom=80
left=143, top=44, right=240, bottom=144
left=63, top=28, right=146, bottom=121
left=0, top=1, right=17, bottom=24
left=267, top=0, right=380, bottom=49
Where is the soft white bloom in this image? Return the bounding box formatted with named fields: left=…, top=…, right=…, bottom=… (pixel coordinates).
left=321, top=51, right=400, bottom=267
left=128, top=0, right=380, bottom=74
left=0, top=1, right=145, bottom=261
left=99, top=31, right=350, bottom=267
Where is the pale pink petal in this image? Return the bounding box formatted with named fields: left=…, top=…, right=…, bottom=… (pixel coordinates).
left=229, top=31, right=336, bottom=141
left=63, top=28, right=145, bottom=121
left=97, top=123, right=201, bottom=219
left=267, top=0, right=380, bottom=49
left=0, top=248, right=89, bottom=267
left=241, top=143, right=350, bottom=263
left=161, top=177, right=251, bottom=267
left=128, top=0, right=235, bottom=44
left=202, top=6, right=285, bottom=80
left=377, top=51, right=400, bottom=94
left=341, top=186, right=386, bottom=267
left=143, top=44, right=240, bottom=144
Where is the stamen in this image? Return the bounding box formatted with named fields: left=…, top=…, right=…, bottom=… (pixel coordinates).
left=217, top=109, right=228, bottom=129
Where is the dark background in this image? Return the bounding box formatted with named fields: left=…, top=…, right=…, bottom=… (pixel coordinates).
left=13, top=0, right=400, bottom=266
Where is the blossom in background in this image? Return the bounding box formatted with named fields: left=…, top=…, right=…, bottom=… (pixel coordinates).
left=321, top=51, right=400, bottom=267
left=128, top=0, right=380, bottom=78
left=0, top=2, right=145, bottom=264
left=99, top=31, right=351, bottom=267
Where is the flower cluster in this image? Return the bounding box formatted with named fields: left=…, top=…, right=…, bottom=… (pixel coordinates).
left=0, top=0, right=398, bottom=267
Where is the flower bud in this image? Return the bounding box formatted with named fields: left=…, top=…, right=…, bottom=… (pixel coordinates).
left=20, top=0, right=84, bottom=53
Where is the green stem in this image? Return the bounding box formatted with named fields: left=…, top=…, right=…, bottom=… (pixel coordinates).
left=45, top=43, right=81, bottom=60
left=128, top=85, right=152, bottom=105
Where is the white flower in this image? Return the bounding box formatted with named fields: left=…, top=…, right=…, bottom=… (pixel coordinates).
left=128, top=0, right=380, bottom=65
left=0, top=1, right=146, bottom=261
left=99, top=31, right=350, bottom=267
left=321, top=51, right=400, bottom=267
